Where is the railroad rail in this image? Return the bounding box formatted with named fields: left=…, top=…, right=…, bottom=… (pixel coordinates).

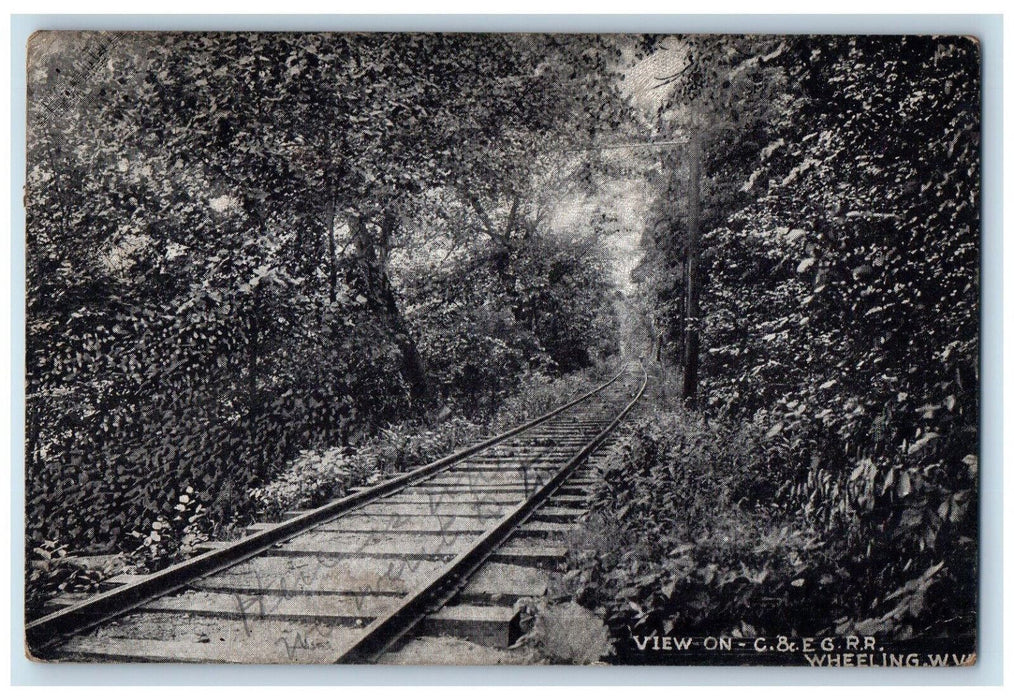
left=29, top=362, right=648, bottom=663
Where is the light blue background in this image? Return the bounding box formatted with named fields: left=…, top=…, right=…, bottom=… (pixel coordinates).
left=9, top=13, right=1003, bottom=686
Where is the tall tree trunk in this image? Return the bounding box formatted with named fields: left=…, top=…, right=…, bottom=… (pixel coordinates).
left=348, top=214, right=429, bottom=407
left=682, top=134, right=701, bottom=404
left=457, top=187, right=515, bottom=283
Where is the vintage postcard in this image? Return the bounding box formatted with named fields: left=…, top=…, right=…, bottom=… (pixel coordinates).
left=24, top=31, right=979, bottom=666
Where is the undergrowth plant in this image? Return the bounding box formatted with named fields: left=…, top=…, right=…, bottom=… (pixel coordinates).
left=564, top=387, right=975, bottom=659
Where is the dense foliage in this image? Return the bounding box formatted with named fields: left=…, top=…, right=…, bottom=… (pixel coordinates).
left=402, top=231, right=621, bottom=414
left=25, top=32, right=629, bottom=610
left=619, top=35, right=979, bottom=650
left=566, top=411, right=835, bottom=656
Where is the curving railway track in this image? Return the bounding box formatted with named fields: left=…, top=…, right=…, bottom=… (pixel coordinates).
left=28, top=362, right=648, bottom=664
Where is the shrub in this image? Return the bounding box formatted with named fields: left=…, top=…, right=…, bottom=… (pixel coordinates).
left=252, top=416, right=484, bottom=518
left=564, top=400, right=976, bottom=659
left=252, top=368, right=606, bottom=520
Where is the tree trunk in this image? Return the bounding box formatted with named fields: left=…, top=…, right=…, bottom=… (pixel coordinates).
left=348, top=213, right=429, bottom=407
left=682, top=134, right=701, bottom=404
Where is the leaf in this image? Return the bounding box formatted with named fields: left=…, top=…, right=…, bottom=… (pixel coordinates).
left=962, top=454, right=978, bottom=477
left=796, top=257, right=815, bottom=273
left=895, top=470, right=912, bottom=498
left=851, top=264, right=873, bottom=279
left=907, top=432, right=940, bottom=454
left=881, top=467, right=896, bottom=495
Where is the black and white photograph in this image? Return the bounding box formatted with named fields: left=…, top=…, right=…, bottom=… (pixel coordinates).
left=23, top=30, right=980, bottom=666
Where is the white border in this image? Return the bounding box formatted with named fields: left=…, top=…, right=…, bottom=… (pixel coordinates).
left=3, top=9, right=1005, bottom=689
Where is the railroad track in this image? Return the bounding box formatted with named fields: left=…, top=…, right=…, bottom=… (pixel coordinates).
left=28, top=362, right=648, bottom=663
